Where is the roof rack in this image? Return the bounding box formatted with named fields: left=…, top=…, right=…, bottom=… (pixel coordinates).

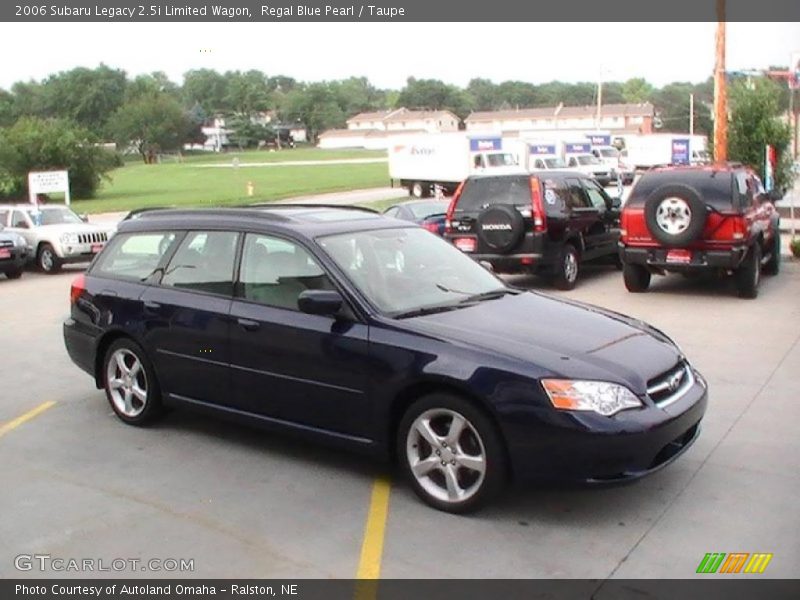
left=241, top=203, right=379, bottom=214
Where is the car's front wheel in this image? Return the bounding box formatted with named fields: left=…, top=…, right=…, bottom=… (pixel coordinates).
left=37, top=243, right=62, bottom=274
left=103, top=339, right=163, bottom=426
left=398, top=394, right=507, bottom=513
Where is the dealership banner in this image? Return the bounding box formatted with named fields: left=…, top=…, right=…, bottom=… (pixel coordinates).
left=5, top=579, right=800, bottom=600
left=2, top=0, right=798, bottom=21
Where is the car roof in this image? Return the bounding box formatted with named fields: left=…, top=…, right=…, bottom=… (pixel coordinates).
left=117, top=204, right=415, bottom=238
left=648, top=163, right=754, bottom=175
left=467, top=170, right=591, bottom=181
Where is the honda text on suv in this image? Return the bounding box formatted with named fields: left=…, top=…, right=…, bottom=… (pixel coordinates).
left=619, top=165, right=781, bottom=298
left=444, top=173, right=622, bottom=289
left=64, top=205, right=707, bottom=513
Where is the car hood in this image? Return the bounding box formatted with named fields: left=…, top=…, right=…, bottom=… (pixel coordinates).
left=395, top=292, right=682, bottom=395
left=32, top=223, right=113, bottom=235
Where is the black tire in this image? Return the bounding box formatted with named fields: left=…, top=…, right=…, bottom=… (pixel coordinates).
left=552, top=243, right=580, bottom=290
left=102, top=338, right=164, bottom=426
left=475, top=204, right=524, bottom=253
left=735, top=244, right=761, bottom=299
left=4, top=268, right=23, bottom=279
left=623, top=263, right=651, bottom=293
left=410, top=181, right=430, bottom=199
left=397, top=393, right=508, bottom=514
left=763, top=231, right=780, bottom=276
left=644, top=184, right=707, bottom=247
left=37, top=243, right=62, bottom=274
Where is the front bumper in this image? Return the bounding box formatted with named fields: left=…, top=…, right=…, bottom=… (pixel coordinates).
left=0, top=246, right=30, bottom=270
left=58, top=242, right=106, bottom=262
left=620, top=244, right=747, bottom=271
left=501, top=374, right=708, bottom=483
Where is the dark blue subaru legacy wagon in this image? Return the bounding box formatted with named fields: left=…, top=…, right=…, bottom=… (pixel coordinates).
left=64, top=205, right=707, bottom=513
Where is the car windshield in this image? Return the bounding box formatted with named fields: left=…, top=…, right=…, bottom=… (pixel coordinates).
left=576, top=155, right=601, bottom=166
left=318, top=227, right=508, bottom=316
left=25, top=207, right=83, bottom=225
left=486, top=153, right=517, bottom=167
left=543, top=158, right=567, bottom=169
left=598, top=148, right=618, bottom=158
left=408, top=201, right=448, bottom=219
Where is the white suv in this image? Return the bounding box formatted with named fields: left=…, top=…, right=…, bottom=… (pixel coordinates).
left=0, top=204, right=114, bottom=273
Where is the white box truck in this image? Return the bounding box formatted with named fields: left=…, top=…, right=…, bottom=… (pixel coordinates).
left=388, top=132, right=520, bottom=197
left=619, top=134, right=709, bottom=169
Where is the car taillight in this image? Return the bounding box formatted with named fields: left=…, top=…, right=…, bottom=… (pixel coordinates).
left=445, top=181, right=464, bottom=233
left=530, top=176, right=547, bottom=233
left=70, top=273, right=86, bottom=305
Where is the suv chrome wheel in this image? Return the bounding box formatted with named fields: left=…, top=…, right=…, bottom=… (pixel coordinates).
left=406, top=408, right=486, bottom=504
left=106, top=348, right=148, bottom=417
left=564, top=251, right=578, bottom=284
left=655, top=197, right=692, bottom=235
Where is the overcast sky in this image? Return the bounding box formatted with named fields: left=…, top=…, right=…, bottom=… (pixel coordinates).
left=0, top=22, right=797, bottom=90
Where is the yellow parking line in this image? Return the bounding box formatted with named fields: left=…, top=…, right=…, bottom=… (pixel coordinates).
left=356, top=477, right=392, bottom=580
left=0, top=401, right=56, bottom=439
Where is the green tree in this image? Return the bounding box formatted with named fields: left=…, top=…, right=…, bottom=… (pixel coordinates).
left=0, top=89, right=15, bottom=127
left=0, top=117, right=114, bottom=199
left=109, top=93, right=192, bottom=163
left=280, top=83, right=346, bottom=141
left=622, top=78, right=654, bottom=103
left=182, top=69, right=229, bottom=114
left=466, top=78, right=498, bottom=111
left=728, top=78, right=793, bottom=191
left=397, top=77, right=472, bottom=118
left=224, top=70, right=272, bottom=116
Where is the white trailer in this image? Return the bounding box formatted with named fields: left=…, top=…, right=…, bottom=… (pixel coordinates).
left=388, top=132, right=520, bottom=197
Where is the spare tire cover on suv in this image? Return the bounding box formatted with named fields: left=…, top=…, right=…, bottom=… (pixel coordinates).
left=644, top=183, right=707, bottom=247
left=476, top=204, right=524, bottom=253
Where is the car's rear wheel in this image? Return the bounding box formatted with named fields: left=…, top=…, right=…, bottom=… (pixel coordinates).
left=552, top=243, right=580, bottom=290
left=398, top=394, right=507, bottom=513
left=763, top=232, right=780, bottom=276
left=623, top=263, right=651, bottom=292
left=735, top=244, right=761, bottom=299
left=37, top=243, right=62, bottom=274
left=103, top=339, right=163, bottom=425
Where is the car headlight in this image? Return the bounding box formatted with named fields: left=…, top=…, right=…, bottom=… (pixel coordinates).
left=13, top=235, right=26, bottom=247
left=60, top=233, right=79, bottom=245
left=541, top=379, right=643, bottom=417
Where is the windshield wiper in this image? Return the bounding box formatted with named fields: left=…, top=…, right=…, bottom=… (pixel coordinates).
left=392, top=304, right=465, bottom=319
left=459, top=288, right=518, bottom=304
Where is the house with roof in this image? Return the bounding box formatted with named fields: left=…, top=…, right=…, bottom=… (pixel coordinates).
left=319, top=107, right=460, bottom=149
left=465, top=103, right=655, bottom=135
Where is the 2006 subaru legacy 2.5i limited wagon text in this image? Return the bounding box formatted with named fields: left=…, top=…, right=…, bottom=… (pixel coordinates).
left=63, top=205, right=708, bottom=513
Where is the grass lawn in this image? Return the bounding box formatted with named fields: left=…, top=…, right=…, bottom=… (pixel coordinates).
left=152, top=147, right=385, bottom=165
left=75, top=149, right=389, bottom=213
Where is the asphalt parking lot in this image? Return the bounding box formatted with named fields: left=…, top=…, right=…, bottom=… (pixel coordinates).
left=1, top=260, right=798, bottom=579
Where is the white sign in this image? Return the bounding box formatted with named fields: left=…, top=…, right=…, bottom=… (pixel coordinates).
left=28, top=170, right=71, bottom=205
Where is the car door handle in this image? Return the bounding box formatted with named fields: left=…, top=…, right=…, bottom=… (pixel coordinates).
left=237, top=318, right=260, bottom=332
left=143, top=300, right=161, bottom=311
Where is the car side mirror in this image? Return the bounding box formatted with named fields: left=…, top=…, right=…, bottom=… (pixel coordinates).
left=298, top=290, right=343, bottom=316
left=80, top=214, right=89, bottom=222
left=610, top=196, right=622, bottom=209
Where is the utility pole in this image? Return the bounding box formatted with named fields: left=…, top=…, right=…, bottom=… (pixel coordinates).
left=596, top=72, right=603, bottom=129
left=689, top=93, right=695, bottom=136
left=713, top=0, right=727, bottom=161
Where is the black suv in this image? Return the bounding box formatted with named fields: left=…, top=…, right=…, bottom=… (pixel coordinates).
left=444, top=172, right=621, bottom=289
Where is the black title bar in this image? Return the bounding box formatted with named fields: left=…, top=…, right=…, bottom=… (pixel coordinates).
left=3, top=0, right=800, bottom=22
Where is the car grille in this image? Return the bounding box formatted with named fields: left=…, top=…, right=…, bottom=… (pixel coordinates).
left=0, top=240, right=12, bottom=249
left=647, top=362, right=694, bottom=408
left=77, top=232, right=108, bottom=244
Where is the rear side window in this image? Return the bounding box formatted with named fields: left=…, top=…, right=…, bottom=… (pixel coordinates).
left=161, top=231, right=239, bottom=296
left=0, top=210, right=9, bottom=226
left=92, top=232, right=179, bottom=281
left=456, top=176, right=530, bottom=212
left=627, top=171, right=735, bottom=210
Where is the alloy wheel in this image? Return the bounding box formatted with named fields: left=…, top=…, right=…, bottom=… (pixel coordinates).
left=106, top=348, right=148, bottom=417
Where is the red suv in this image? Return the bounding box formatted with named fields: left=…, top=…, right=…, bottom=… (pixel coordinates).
left=619, top=165, right=781, bottom=298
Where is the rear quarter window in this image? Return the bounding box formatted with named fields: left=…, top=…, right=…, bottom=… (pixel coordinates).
left=456, top=176, right=530, bottom=213
left=626, top=171, right=735, bottom=210
left=91, top=232, right=179, bottom=281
